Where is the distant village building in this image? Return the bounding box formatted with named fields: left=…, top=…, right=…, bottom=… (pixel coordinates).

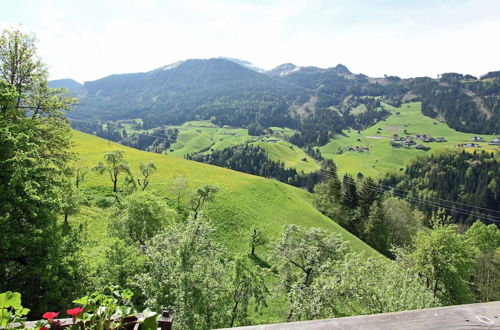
left=489, top=137, right=500, bottom=146
left=471, top=136, right=484, bottom=142
left=391, top=142, right=402, bottom=148
left=415, top=144, right=431, bottom=151
left=435, top=137, right=447, bottom=142
left=458, top=143, right=481, bottom=148
left=402, top=140, right=416, bottom=146
left=347, top=146, right=369, bottom=152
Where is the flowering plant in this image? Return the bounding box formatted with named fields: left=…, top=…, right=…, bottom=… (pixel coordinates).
left=1, top=289, right=160, bottom=330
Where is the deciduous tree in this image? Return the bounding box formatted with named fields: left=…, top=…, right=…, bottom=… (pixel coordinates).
left=0, top=27, right=82, bottom=316
left=94, top=150, right=131, bottom=193
left=109, top=191, right=176, bottom=245
left=249, top=226, right=268, bottom=257
left=137, top=161, right=157, bottom=191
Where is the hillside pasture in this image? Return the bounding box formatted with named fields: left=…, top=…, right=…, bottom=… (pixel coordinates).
left=320, top=102, right=498, bottom=177
left=73, top=130, right=377, bottom=257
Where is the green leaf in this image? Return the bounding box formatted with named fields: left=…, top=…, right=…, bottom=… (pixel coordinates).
left=1, top=308, right=11, bottom=328
left=138, top=310, right=158, bottom=330
left=15, top=307, right=29, bottom=316
left=0, top=292, right=22, bottom=309
left=73, top=295, right=88, bottom=306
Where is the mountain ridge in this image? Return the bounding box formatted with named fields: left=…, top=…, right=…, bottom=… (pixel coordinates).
left=54, top=57, right=499, bottom=136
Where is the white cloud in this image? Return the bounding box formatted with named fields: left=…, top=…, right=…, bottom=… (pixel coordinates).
left=1, top=0, right=499, bottom=81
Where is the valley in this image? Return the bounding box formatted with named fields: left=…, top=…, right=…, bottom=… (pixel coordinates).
left=1, top=23, right=499, bottom=329
left=88, top=101, right=497, bottom=179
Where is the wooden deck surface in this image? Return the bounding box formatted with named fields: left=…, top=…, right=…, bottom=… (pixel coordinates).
left=222, top=301, right=500, bottom=329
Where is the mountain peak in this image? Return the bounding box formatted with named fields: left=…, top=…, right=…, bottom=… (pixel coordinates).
left=49, top=78, right=85, bottom=96
left=333, top=64, right=351, bottom=74
left=217, top=57, right=264, bottom=72
left=267, top=63, right=299, bottom=77
left=157, top=60, right=184, bottom=71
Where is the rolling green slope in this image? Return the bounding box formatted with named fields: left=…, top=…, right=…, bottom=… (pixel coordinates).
left=165, top=121, right=321, bottom=173
left=253, top=138, right=321, bottom=173
left=320, top=102, right=498, bottom=177
left=167, top=120, right=253, bottom=157
left=73, top=130, right=377, bottom=257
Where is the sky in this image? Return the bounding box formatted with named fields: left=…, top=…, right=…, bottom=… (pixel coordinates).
left=1, top=0, right=499, bottom=82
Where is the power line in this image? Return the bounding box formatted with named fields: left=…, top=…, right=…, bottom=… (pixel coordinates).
left=338, top=171, right=500, bottom=215
left=322, top=169, right=500, bottom=216
left=321, top=172, right=500, bottom=223
left=316, top=170, right=500, bottom=223
left=325, top=170, right=500, bottom=220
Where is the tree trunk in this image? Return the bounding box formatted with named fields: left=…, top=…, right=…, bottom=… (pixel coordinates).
left=64, top=213, right=68, bottom=224
left=230, top=301, right=239, bottom=327
left=113, top=178, right=117, bottom=193
left=251, top=246, right=255, bottom=256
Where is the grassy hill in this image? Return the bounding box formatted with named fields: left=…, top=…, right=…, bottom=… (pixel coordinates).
left=72, top=130, right=379, bottom=323
left=320, top=102, right=498, bottom=177
left=165, top=121, right=321, bottom=173
left=73, top=130, right=376, bottom=256
left=254, top=138, right=321, bottom=173
left=167, top=120, right=253, bottom=157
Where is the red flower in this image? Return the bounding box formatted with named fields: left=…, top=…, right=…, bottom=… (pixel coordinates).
left=42, top=311, right=59, bottom=321
left=66, top=307, right=84, bottom=318
left=39, top=327, right=49, bottom=330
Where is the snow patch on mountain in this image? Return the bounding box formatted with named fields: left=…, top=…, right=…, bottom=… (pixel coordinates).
left=160, top=61, right=184, bottom=71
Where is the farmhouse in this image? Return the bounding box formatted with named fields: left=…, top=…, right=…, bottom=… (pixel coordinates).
left=415, top=144, right=431, bottom=151
left=489, top=137, right=500, bottom=145
left=391, top=142, right=402, bottom=148
left=458, top=143, right=481, bottom=148
left=471, top=136, right=484, bottom=142
left=402, top=140, right=416, bottom=146
left=347, top=146, right=370, bottom=152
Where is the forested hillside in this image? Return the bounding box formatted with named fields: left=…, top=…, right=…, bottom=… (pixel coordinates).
left=65, top=60, right=499, bottom=145
left=381, top=151, right=500, bottom=225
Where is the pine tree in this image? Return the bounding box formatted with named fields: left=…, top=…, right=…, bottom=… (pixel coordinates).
left=326, top=164, right=342, bottom=203
left=363, top=201, right=390, bottom=255
left=358, top=177, right=380, bottom=218
left=341, top=174, right=358, bottom=209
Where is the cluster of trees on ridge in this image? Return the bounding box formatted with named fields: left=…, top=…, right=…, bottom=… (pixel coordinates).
left=71, top=119, right=179, bottom=154
left=1, top=27, right=499, bottom=329
left=381, top=151, right=499, bottom=225
left=186, top=144, right=330, bottom=191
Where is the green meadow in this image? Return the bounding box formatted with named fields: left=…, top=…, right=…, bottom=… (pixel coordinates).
left=73, top=130, right=377, bottom=256
left=320, top=102, right=498, bottom=177
left=254, top=138, right=321, bottom=173
left=166, top=120, right=253, bottom=158
left=72, top=130, right=380, bottom=323
left=164, top=121, right=320, bottom=173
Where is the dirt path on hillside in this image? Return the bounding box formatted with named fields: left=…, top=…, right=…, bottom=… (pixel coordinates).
left=464, top=90, right=492, bottom=119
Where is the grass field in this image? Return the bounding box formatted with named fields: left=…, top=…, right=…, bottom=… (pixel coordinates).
left=165, top=121, right=320, bottom=173
left=254, top=138, right=321, bottom=173
left=72, top=130, right=380, bottom=323
left=320, top=102, right=498, bottom=177
left=166, top=120, right=252, bottom=157
left=73, top=130, right=377, bottom=256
